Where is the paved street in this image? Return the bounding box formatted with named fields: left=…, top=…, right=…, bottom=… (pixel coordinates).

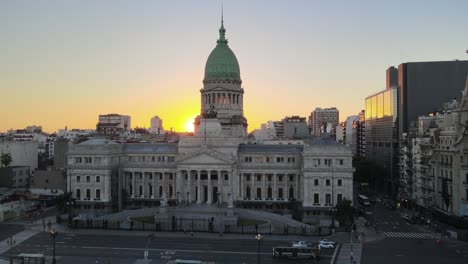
left=2, top=232, right=337, bottom=264
left=362, top=237, right=468, bottom=264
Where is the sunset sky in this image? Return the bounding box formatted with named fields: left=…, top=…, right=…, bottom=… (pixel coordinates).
left=2, top=0, right=468, bottom=133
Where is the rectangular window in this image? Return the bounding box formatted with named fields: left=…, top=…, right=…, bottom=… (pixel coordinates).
left=86, top=176, right=90, bottom=182
left=77, top=176, right=81, bottom=182
left=75, top=157, right=82, bottom=163
left=152, top=156, right=155, bottom=162
left=96, top=189, right=101, bottom=200
left=256, top=175, right=261, bottom=181
left=96, top=176, right=100, bottom=183
left=245, top=174, right=250, bottom=181
left=76, top=189, right=81, bottom=199
left=244, top=157, right=252, bottom=162
left=337, top=194, right=343, bottom=203
left=86, top=189, right=91, bottom=199
left=168, top=157, right=175, bottom=162
left=325, top=159, right=332, bottom=166
left=256, top=188, right=262, bottom=199
left=338, top=179, right=342, bottom=186
left=224, top=174, right=229, bottom=181
left=325, top=193, right=331, bottom=205
left=278, top=175, right=283, bottom=182
left=314, top=193, right=319, bottom=204
left=85, top=157, right=92, bottom=163
left=314, top=179, right=319, bottom=186
left=278, top=188, right=283, bottom=199
left=289, top=175, right=294, bottom=181
left=313, top=159, right=321, bottom=166
left=268, top=175, right=272, bottom=181
left=339, top=159, right=344, bottom=165
left=276, top=157, right=284, bottom=162
left=266, top=157, right=270, bottom=162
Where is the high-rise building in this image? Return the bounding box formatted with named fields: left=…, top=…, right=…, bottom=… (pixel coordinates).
left=397, top=60, right=468, bottom=136
left=309, top=107, right=339, bottom=137
left=365, top=60, right=468, bottom=197
left=365, top=86, right=399, bottom=195
left=96, top=114, right=131, bottom=135
left=149, top=116, right=164, bottom=134
left=283, top=116, right=309, bottom=139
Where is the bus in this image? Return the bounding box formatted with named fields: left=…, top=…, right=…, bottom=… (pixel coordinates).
left=272, top=246, right=320, bottom=260
left=358, top=195, right=370, bottom=206
left=14, top=253, right=46, bottom=264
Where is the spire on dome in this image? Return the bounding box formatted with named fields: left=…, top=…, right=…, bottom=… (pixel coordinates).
left=217, top=2, right=227, bottom=44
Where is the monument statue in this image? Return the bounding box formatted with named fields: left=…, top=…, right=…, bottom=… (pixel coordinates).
left=227, top=194, right=234, bottom=209
left=160, top=193, right=168, bottom=207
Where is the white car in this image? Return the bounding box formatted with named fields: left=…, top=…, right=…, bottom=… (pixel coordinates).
left=318, top=240, right=335, bottom=249
left=291, top=241, right=311, bottom=248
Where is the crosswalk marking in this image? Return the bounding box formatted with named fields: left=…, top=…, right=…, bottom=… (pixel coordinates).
left=384, top=232, right=438, bottom=239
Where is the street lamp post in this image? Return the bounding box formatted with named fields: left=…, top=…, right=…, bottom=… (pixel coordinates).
left=66, top=200, right=74, bottom=228
left=255, top=233, right=262, bottom=264
left=144, top=234, right=156, bottom=264
left=6, top=236, right=16, bottom=264
left=350, top=220, right=360, bottom=264
left=50, top=229, right=58, bottom=264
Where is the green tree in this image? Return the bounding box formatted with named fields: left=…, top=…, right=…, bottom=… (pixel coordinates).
left=0, top=153, right=12, bottom=167
left=335, top=198, right=353, bottom=227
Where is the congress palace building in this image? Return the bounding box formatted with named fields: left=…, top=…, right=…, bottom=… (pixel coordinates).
left=68, top=19, right=354, bottom=221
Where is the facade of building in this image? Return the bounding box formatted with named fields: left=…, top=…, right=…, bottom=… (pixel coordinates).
left=398, top=78, right=468, bottom=223
left=365, top=61, right=468, bottom=198
left=96, top=114, right=131, bottom=135
left=68, top=19, right=354, bottom=220
left=149, top=116, right=164, bottom=134
left=0, top=141, right=38, bottom=171
left=355, top=110, right=366, bottom=158
left=365, top=86, right=399, bottom=195
left=0, top=166, right=30, bottom=188
left=309, top=107, right=339, bottom=137
left=283, top=116, right=309, bottom=139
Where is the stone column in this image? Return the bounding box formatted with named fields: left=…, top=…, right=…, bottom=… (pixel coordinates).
left=207, top=171, right=212, bottom=204
left=197, top=170, right=201, bottom=204
left=284, top=174, right=288, bottom=199
left=217, top=170, right=222, bottom=203
left=262, top=174, right=266, bottom=200
left=176, top=171, right=182, bottom=200
left=240, top=173, right=244, bottom=199
left=131, top=172, right=135, bottom=198
left=273, top=173, right=277, bottom=200
left=187, top=170, right=192, bottom=203
left=295, top=174, right=299, bottom=199
left=151, top=172, right=155, bottom=198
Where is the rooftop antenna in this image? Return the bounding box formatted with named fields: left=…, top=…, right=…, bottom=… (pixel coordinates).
left=221, top=1, right=224, bottom=26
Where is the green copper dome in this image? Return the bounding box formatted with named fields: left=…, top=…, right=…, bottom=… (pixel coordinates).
left=204, top=21, right=241, bottom=82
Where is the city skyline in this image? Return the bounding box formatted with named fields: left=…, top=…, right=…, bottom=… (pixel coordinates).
left=2, top=1, right=468, bottom=133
